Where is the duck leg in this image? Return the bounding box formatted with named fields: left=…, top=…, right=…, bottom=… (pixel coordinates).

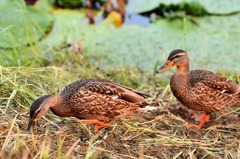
left=187, top=112, right=210, bottom=129
left=81, top=120, right=110, bottom=133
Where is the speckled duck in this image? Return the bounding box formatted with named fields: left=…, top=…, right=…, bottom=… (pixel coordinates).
left=27, top=78, right=149, bottom=132
left=157, top=49, right=240, bottom=128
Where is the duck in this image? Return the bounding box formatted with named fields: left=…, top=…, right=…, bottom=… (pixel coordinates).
left=156, top=49, right=240, bottom=128
left=27, top=78, right=149, bottom=133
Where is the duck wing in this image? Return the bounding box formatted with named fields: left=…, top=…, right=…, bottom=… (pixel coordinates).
left=188, top=70, right=240, bottom=112
left=61, top=78, right=149, bottom=103
left=85, top=78, right=149, bottom=103
left=87, top=78, right=150, bottom=98
left=190, top=70, right=240, bottom=94
left=189, top=82, right=240, bottom=113
left=60, top=78, right=148, bottom=122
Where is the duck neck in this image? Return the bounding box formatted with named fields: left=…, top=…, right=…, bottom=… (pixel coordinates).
left=170, top=65, right=191, bottom=102
left=175, top=71, right=190, bottom=85
left=175, top=65, right=190, bottom=86
left=49, top=95, right=72, bottom=117
left=176, top=64, right=189, bottom=73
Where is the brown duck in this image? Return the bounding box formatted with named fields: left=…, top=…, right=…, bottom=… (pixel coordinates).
left=156, top=49, right=240, bottom=128
left=27, top=78, right=149, bottom=132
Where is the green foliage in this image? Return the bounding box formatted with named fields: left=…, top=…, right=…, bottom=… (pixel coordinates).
left=156, top=1, right=207, bottom=19
left=53, top=0, right=106, bottom=8
left=0, top=0, right=53, bottom=48
left=56, top=0, right=84, bottom=8
left=85, top=14, right=240, bottom=72
left=180, top=1, right=207, bottom=16
left=1, top=2, right=240, bottom=72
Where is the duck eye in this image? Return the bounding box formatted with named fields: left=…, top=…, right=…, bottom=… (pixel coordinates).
left=174, top=55, right=181, bottom=58
left=169, top=55, right=182, bottom=61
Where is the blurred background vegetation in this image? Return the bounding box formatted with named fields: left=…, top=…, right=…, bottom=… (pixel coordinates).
left=1, top=0, right=240, bottom=73
left=1, top=1, right=240, bottom=158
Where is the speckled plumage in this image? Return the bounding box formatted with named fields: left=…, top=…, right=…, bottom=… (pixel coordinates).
left=54, top=78, right=148, bottom=122
left=170, top=70, right=240, bottom=113
left=157, top=49, right=240, bottom=128
left=27, top=78, right=148, bottom=132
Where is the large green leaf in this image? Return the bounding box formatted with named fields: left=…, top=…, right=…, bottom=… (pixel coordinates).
left=86, top=14, right=240, bottom=72
left=125, top=0, right=240, bottom=15
left=161, top=0, right=240, bottom=15
left=39, top=9, right=110, bottom=51
left=126, top=0, right=162, bottom=13
left=31, top=9, right=240, bottom=72
left=0, top=1, right=53, bottom=48
left=1, top=5, right=240, bottom=73
left=198, top=0, right=240, bottom=14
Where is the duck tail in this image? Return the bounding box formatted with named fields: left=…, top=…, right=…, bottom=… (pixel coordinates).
left=139, top=104, right=161, bottom=112
left=228, top=81, right=240, bottom=94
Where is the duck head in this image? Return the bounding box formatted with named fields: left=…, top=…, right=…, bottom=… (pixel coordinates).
left=26, top=95, right=59, bottom=132
left=156, top=49, right=189, bottom=73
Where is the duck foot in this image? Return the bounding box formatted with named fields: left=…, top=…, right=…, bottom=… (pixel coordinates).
left=81, top=120, right=110, bottom=133
left=187, top=112, right=210, bottom=129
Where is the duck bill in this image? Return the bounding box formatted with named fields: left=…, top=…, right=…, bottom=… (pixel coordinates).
left=156, top=63, right=171, bottom=73
left=26, top=119, right=35, bottom=132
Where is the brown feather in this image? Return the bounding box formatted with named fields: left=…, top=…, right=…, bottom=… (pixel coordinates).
left=49, top=78, right=148, bottom=123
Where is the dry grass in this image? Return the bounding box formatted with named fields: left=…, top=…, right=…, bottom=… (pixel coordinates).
left=0, top=65, right=240, bottom=159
